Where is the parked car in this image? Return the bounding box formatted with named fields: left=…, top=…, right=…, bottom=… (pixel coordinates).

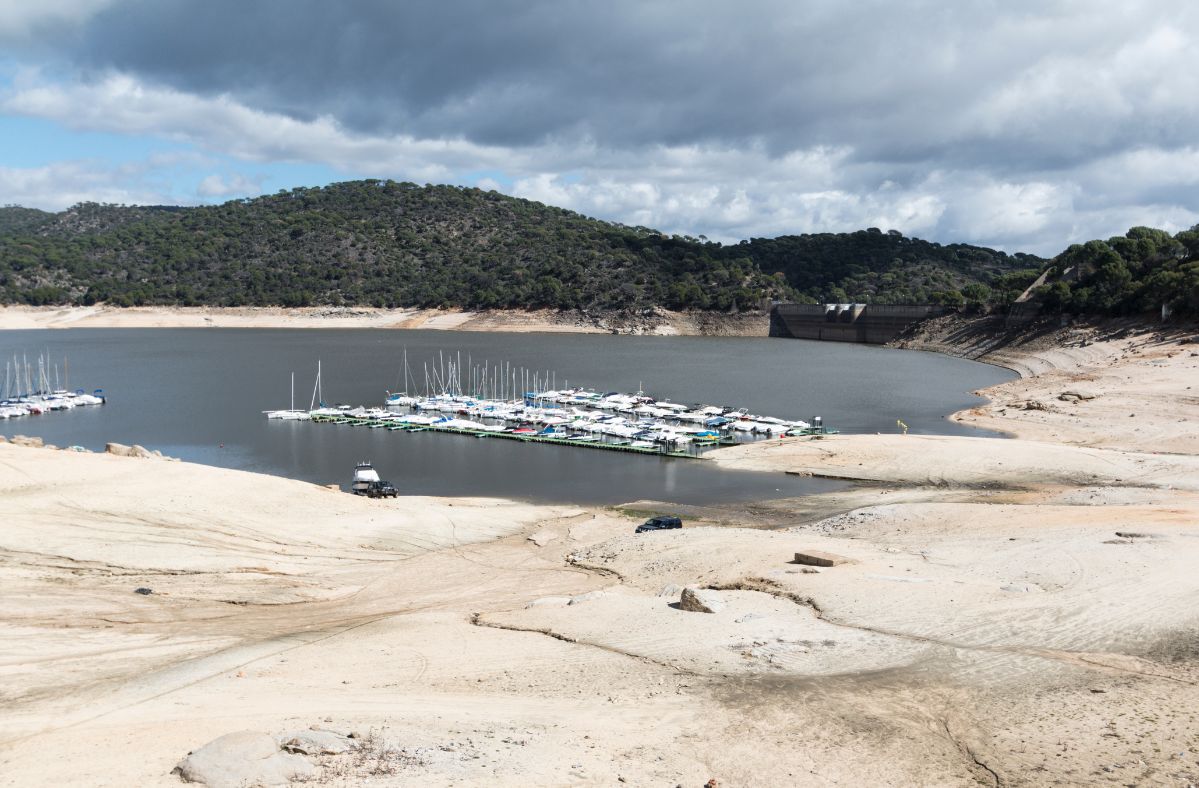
left=365, top=480, right=400, bottom=498
left=635, top=515, right=682, bottom=533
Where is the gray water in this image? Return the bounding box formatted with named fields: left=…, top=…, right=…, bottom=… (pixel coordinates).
left=1, top=329, right=1013, bottom=504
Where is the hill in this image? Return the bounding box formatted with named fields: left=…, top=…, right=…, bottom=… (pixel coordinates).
left=738, top=230, right=1044, bottom=307
left=0, top=180, right=1039, bottom=311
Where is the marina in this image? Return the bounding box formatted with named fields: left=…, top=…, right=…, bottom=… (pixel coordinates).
left=1, top=352, right=106, bottom=421
left=268, top=354, right=835, bottom=459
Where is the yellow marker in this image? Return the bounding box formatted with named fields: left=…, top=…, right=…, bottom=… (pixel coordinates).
left=897, top=419, right=909, bottom=435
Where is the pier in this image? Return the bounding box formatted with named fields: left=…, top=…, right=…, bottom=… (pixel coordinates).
left=309, top=413, right=715, bottom=458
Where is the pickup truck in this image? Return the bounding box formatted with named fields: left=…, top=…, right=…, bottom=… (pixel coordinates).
left=364, top=480, right=400, bottom=498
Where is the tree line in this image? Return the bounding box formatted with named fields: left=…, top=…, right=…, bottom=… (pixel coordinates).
left=1, top=180, right=1192, bottom=318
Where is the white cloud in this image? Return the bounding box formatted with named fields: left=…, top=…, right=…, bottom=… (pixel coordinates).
left=196, top=173, right=264, bottom=199
left=0, top=160, right=177, bottom=209
left=2, top=69, right=1197, bottom=256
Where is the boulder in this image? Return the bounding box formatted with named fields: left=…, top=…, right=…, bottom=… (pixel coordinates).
left=568, top=590, right=606, bottom=605
left=679, top=587, right=724, bottom=614
left=279, top=728, right=359, bottom=756
left=106, top=442, right=161, bottom=459
left=0, top=435, right=7, bottom=443
left=11, top=435, right=42, bottom=448
left=1059, top=389, right=1099, bottom=401
left=172, top=730, right=315, bottom=787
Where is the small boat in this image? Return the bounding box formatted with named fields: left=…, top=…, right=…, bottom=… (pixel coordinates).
left=350, top=461, right=381, bottom=494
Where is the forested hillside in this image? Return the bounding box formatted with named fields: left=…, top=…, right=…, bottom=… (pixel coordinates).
left=0, top=182, right=785, bottom=311
left=738, top=230, right=1044, bottom=307
left=1034, top=226, right=1199, bottom=317
left=0, top=179, right=1050, bottom=311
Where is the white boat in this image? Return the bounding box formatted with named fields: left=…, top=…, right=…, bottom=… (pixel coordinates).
left=351, top=461, right=381, bottom=494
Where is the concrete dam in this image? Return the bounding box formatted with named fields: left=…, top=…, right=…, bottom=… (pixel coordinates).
left=770, top=303, right=950, bottom=344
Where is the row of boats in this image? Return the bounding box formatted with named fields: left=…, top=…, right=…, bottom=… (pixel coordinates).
left=0, top=389, right=106, bottom=420
left=267, top=387, right=824, bottom=449
left=3, top=353, right=105, bottom=420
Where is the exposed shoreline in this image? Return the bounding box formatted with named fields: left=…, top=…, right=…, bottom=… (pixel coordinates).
left=2, top=320, right=1198, bottom=785
left=0, top=304, right=770, bottom=336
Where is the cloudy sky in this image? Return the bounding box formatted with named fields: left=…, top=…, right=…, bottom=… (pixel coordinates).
left=1, top=0, right=1196, bottom=255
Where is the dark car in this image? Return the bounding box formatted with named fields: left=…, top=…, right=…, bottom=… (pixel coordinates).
left=635, top=515, right=682, bottom=533
left=365, top=480, right=400, bottom=498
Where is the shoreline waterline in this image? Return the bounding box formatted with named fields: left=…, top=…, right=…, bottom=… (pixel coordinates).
left=0, top=327, right=1013, bottom=504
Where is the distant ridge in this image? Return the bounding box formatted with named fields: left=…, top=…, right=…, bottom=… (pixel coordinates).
left=1, top=180, right=1038, bottom=310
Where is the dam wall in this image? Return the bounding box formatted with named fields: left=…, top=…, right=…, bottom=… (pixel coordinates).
left=770, top=303, right=950, bottom=344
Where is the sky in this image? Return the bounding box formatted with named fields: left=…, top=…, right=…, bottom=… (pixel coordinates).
left=0, top=1, right=1196, bottom=256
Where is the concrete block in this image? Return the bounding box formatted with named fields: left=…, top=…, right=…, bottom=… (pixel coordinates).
left=793, top=550, right=850, bottom=567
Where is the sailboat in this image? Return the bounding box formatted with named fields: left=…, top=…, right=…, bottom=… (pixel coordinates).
left=264, top=371, right=312, bottom=420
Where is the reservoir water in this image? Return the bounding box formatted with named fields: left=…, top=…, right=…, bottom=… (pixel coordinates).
left=1, top=329, right=1014, bottom=504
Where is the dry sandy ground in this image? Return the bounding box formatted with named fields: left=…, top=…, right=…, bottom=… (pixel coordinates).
left=1, top=325, right=1198, bottom=786
left=0, top=305, right=596, bottom=332
left=0, top=305, right=769, bottom=336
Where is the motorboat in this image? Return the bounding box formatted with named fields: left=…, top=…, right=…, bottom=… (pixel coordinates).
left=351, top=461, right=381, bottom=494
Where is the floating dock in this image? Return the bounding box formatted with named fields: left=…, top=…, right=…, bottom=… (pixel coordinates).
left=309, top=413, right=714, bottom=458
left=306, top=413, right=835, bottom=459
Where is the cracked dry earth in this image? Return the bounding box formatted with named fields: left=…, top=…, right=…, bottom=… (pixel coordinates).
left=2, top=329, right=1199, bottom=786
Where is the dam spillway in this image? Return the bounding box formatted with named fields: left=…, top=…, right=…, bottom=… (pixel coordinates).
left=769, top=303, right=950, bottom=344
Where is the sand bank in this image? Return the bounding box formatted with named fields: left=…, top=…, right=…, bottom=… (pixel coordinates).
left=2, top=323, right=1198, bottom=785
left=0, top=304, right=770, bottom=336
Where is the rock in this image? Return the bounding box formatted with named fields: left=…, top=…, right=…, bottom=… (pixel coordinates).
left=172, top=730, right=315, bottom=787
left=134, top=587, right=153, bottom=595
left=524, top=596, right=571, bottom=608
left=0, top=435, right=7, bottom=443
left=1001, top=583, right=1042, bottom=593
left=793, top=550, right=850, bottom=568
left=679, top=587, right=724, bottom=613
left=1059, top=389, right=1099, bottom=401
left=568, top=590, right=605, bottom=605
left=656, top=583, right=682, bottom=598
left=527, top=529, right=557, bottom=547
left=279, top=728, right=359, bottom=756
left=105, top=442, right=160, bottom=459
left=11, top=435, right=43, bottom=448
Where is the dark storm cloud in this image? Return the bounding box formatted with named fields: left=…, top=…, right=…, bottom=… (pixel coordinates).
left=3, top=0, right=1196, bottom=253
left=60, top=0, right=1187, bottom=172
